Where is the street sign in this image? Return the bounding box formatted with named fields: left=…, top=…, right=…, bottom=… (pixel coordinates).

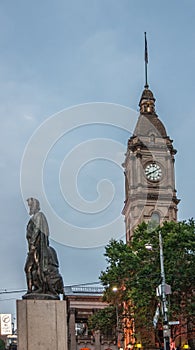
left=0, top=314, right=12, bottom=335
left=169, top=321, right=180, bottom=325
left=153, top=305, right=160, bottom=328
left=156, top=283, right=172, bottom=296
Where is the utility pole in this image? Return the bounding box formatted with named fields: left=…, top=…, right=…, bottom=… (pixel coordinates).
left=159, top=232, right=170, bottom=350
left=112, top=286, right=122, bottom=350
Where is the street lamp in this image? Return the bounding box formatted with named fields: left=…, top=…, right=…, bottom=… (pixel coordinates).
left=145, top=231, right=171, bottom=350
left=112, top=286, right=122, bottom=349
left=158, top=231, right=171, bottom=350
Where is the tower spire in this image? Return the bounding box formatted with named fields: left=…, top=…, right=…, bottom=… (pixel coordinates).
left=144, top=32, right=149, bottom=89
left=139, top=32, right=156, bottom=114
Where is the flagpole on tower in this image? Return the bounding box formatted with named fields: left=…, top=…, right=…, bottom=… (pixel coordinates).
left=144, top=32, right=149, bottom=88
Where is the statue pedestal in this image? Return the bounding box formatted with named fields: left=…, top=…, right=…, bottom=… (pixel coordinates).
left=17, top=299, right=67, bottom=350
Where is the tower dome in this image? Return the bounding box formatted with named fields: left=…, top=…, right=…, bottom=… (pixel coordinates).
left=134, top=87, right=167, bottom=138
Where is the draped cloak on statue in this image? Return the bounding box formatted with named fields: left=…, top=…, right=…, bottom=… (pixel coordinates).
left=26, top=211, right=50, bottom=291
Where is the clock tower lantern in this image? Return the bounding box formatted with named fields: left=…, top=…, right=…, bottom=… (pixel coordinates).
left=122, top=86, right=180, bottom=242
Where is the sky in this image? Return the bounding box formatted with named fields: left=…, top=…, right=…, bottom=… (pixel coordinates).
left=0, top=0, right=195, bottom=324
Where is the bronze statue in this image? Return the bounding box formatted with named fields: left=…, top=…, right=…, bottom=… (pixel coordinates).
left=23, top=198, right=64, bottom=300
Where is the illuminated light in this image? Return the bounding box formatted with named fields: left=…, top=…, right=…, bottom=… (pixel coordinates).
left=145, top=242, right=153, bottom=250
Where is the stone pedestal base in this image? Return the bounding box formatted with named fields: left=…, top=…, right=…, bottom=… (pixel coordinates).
left=17, top=299, right=67, bottom=350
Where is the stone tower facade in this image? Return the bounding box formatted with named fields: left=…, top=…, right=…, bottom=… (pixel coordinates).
left=122, top=86, right=180, bottom=242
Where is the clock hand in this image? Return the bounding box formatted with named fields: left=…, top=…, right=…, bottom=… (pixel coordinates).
left=147, top=168, right=158, bottom=175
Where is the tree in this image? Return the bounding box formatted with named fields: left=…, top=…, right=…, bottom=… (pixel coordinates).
left=95, top=220, right=195, bottom=348
left=88, top=305, right=117, bottom=337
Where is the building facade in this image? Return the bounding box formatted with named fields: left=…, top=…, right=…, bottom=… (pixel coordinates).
left=65, top=286, right=119, bottom=350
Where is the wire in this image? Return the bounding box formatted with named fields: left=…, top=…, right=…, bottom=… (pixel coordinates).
left=0, top=290, right=26, bottom=295
left=66, top=281, right=100, bottom=287
left=0, top=298, right=18, bottom=302
left=0, top=281, right=101, bottom=298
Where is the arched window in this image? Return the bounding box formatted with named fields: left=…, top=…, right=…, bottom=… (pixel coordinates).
left=151, top=212, right=160, bottom=225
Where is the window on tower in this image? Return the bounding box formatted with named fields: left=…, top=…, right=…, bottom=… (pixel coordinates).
left=148, top=212, right=160, bottom=231
left=151, top=212, right=160, bottom=225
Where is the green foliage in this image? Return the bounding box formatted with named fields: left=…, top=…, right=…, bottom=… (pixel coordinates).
left=88, top=305, right=117, bottom=336
left=0, top=339, right=5, bottom=350
left=97, top=220, right=195, bottom=344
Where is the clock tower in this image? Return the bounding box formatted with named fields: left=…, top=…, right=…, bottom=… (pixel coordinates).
left=122, top=86, right=180, bottom=242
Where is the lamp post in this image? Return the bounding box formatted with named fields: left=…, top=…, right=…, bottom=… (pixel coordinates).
left=145, top=231, right=171, bottom=350
left=159, top=231, right=170, bottom=350
left=112, top=286, right=122, bottom=350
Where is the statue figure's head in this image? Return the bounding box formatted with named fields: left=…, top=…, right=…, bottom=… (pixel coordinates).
left=27, top=198, right=40, bottom=215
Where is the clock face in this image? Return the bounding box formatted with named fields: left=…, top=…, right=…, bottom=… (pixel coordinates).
left=145, top=163, right=162, bottom=181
